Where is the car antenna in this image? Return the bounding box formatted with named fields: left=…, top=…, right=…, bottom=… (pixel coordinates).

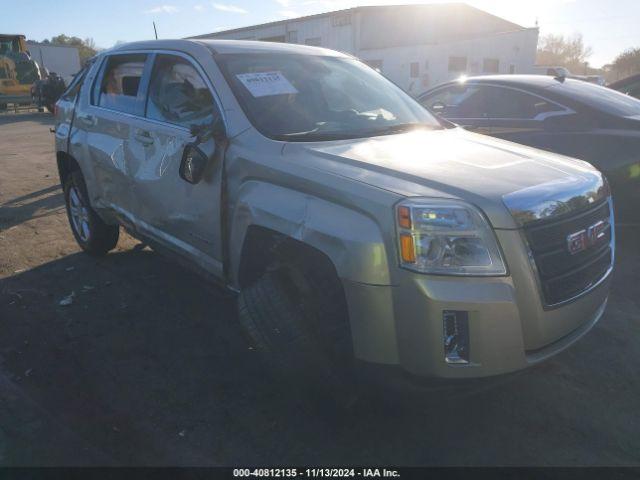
left=153, top=21, right=158, bottom=40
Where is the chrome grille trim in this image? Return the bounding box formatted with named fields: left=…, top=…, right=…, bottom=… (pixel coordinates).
left=521, top=198, right=615, bottom=309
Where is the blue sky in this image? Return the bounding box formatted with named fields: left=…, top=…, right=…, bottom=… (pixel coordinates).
left=1, top=0, right=639, bottom=67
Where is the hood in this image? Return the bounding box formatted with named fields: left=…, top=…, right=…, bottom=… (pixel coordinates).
left=282, top=128, right=606, bottom=229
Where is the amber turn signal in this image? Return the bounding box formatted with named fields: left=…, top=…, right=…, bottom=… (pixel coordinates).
left=398, top=206, right=411, bottom=229
left=400, top=233, right=416, bottom=263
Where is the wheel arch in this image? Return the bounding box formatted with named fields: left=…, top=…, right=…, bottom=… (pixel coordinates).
left=228, top=181, right=392, bottom=290
left=237, top=224, right=340, bottom=290
left=230, top=182, right=400, bottom=365
left=56, top=151, right=80, bottom=186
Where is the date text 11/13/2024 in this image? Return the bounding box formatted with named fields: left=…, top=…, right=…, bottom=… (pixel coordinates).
left=233, top=468, right=401, bottom=478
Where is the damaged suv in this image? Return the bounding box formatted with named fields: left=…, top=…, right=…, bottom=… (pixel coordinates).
left=54, top=40, right=614, bottom=391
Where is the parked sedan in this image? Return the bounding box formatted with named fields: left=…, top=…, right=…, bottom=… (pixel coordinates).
left=609, top=73, right=640, bottom=99
left=418, top=75, right=640, bottom=224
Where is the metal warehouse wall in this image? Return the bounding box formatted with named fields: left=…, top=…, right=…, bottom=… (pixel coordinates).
left=358, top=4, right=523, bottom=50
left=26, top=43, right=81, bottom=83
left=360, top=29, right=540, bottom=96
left=198, top=5, right=538, bottom=96
left=202, top=13, right=357, bottom=54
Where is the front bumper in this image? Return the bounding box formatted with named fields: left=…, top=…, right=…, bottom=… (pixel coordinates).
left=353, top=297, right=607, bottom=392
left=342, top=229, right=612, bottom=380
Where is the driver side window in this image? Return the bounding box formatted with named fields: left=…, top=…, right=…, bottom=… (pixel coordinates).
left=146, top=54, right=217, bottom=128
left=482, top=86, right=563, bottom=119
left=423, top=85, right=487, bottom=119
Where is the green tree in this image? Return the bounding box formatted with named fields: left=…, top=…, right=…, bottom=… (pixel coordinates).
left=46, top=35, right=98, bottom=66
left=612, top=48, right=640, bottom=78
left=536, top=33, right=593, bottom=74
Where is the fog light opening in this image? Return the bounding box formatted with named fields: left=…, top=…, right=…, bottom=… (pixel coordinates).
left=443, top=310, right=470, bottom=364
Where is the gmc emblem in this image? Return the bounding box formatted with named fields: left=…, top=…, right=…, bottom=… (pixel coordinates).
left=566, top=220, right=609, bottom=255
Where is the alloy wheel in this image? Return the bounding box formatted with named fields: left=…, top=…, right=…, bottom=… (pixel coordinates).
left=68, top=186, right=91, bottom=242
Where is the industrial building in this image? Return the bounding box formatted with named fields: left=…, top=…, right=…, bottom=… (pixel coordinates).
left=26, top=41, right=81, bottom=83
left=191, top=3, right=539, bottom=96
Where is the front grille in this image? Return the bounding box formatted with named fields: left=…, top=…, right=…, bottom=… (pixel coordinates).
left=523, top=200, right=613, bottom=306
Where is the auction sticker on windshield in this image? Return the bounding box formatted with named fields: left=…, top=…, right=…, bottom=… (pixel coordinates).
left=236, top=71, right=299, bottom=97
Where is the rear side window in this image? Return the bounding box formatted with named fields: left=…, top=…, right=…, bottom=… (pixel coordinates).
left=482, top=86, right=564, bottom=119
left=625, top=81, right=640, bottom=98
left=145, top=54, right=216, bottom=128
left=550, top=80, right=640, bottom=118
left=96, top=54, right=147, bottom=114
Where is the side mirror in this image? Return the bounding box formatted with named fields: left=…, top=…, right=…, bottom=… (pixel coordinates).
left=179, top=144, right=210, bottom=184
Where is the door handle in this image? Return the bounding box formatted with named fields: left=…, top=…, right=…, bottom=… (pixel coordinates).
left=134, top=131, right=154, bottom=146
left=77, top=113, right=96, bottom=127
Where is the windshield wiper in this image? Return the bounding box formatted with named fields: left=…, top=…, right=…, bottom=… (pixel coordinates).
left=364, top=123, right=435, bottom=137
left=277, top=131, right=367, bottom=141
left=276, top=123, right=437, bottom=142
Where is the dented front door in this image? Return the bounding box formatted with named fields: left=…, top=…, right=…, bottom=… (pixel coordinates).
left=128, top=121, right=224, bottom=266
left=127, top=53, right=224, bottom=274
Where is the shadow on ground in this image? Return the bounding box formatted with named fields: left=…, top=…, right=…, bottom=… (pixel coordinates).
left=0, top=185, right=64, bottom=231
left=0, top=231, right=638, bottom=466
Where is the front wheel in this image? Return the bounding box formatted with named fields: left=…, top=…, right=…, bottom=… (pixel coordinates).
left=238, top=261, right=358, bottom=409
left=64, top=170, right=119, bottom=256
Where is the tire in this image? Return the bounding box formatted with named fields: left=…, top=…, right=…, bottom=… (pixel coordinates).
left=238, top=263, right=358, bottom=409
left=64, top=170, right=119, bottom=256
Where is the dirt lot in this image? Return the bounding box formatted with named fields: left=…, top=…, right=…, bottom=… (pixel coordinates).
left=0, top=112, right=639, bottom=466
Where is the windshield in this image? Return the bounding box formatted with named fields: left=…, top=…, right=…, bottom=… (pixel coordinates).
left=549, top=80, right=640, bottom=118
left=0, top=38, right=20, bottom=55
left=216, top=53, right=441, bottom=141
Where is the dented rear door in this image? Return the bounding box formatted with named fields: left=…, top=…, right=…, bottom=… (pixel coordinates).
left=73, top=53, right=150, bottom=217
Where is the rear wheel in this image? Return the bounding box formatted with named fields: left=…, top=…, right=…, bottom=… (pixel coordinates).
left=238, top=257, right=357, bottom=409
left=64, top=170, right=119, bottom=256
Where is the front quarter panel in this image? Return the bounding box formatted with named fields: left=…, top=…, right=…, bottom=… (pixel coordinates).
left=225, top=137, right=402, bottom=365
left=229, top=180, right=391, bottom=286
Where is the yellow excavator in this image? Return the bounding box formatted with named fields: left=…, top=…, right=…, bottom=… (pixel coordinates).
left=0, top=34, right=42, bottom=110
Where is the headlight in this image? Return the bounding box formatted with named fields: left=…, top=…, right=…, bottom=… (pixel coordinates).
left=396, top=199, right=506, bottom=276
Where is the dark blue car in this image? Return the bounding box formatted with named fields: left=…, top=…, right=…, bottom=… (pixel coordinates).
left=419, top=75, right=640, bottom=224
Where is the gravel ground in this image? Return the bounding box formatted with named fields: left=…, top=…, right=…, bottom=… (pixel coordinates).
left=0, top=112, right=639, bottom=466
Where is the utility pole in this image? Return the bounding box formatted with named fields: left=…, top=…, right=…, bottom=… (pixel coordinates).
left=153, top=21, right=158, bottom=40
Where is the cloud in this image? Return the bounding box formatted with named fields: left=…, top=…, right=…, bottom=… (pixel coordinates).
left=213, top=3, right=248, bottom=13
left=279, top=9, right=300, bottom=18
left=275, top=0, right=291, bottom=6
left=145, top=4, right=179, bottom=13
left=194, top=4, right=206, bottom=11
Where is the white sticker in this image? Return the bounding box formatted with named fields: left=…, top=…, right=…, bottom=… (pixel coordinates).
left=236, top=71, right=298, bottom=98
